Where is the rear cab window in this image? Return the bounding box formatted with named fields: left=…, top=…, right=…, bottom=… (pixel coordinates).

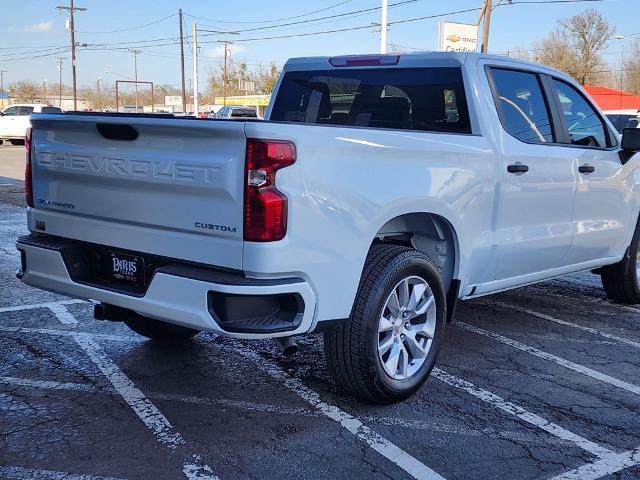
left=270, top=67, right=471, bottom=134
left=41, top=107, right=62, bottom=114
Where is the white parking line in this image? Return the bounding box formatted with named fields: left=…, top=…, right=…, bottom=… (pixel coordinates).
left=0, top=375, right=576, bottom=448
left=233, top=343, right=446, bottom=480
left=531, top=283, right=640, bottom=315
left=0, top=299, right=85, bottom=314
left=49, top=306, right=218, bottom=480
left=0, top=465, right=125, bottom=480
left=489, top=302, right=640, bottom=349
left=550, top=446, right=640, bottom=480
left=0, top=325, right=140, bottom=343
left=432, top=368, right=613, bottom=458
left=457, top=321, right=640, bottom=396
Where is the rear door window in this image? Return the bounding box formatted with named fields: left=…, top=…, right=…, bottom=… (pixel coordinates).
left=270, top=67, right=471, bottom=134
left=489, top=68, right=554, bottom=144
left=18, top=106, right=34, bottom=116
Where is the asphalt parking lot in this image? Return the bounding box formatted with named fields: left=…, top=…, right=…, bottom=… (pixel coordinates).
left=1, top=146, right=640, bottom=480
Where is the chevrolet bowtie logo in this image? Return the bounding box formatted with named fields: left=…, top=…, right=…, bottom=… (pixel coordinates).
left=447, top=34, right=461, bottom=43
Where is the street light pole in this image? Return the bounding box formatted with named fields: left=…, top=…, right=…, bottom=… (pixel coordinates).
left=178, top=9, right=187, bottom=113
left=612, top=35, right=626, bottom=111
left=0, top=69, right=6, bottom=109
left=192, top=23, right=198, bottom=116
left=57, top=58, right=63, bottom=108
left=96, top=76, right=102, bottom=110
left=380, top=0, right=388, bottom=54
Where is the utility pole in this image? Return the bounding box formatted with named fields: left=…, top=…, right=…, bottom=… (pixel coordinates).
left=481, top=0, right=492, bottom=53
left=57, top=58, right=63, bottom=108
left=192, top=23, right=199, bottom=116
left=130, top=49, right=142, bottom=111
left=380, top=0, right=388, bottom=54
left=57, top=0, right=86, bottom=111
left=0, top=69, right=6, bottom=109
left=178, top=9, right=187, bottom=114
left=223, top=41, right=233, bottom=106
left=43, top=79, right=48, bottom=104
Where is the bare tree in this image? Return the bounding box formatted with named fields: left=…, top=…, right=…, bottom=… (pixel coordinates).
left=624, top=40, right=640, bottom=94
left=517, top=9, right=615, bottom=84
left=8, top=81, right=39, bottom=102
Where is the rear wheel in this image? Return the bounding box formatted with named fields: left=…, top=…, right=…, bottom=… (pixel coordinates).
left=123, top=314, right=200, bottom=341
left=9, top=139, right=24, bottom=146
left=601, top=219, right=640, bottom=304
left=324, top=245, right=446, bottom=404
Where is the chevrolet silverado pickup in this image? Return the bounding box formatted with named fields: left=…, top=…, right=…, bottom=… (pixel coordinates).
left=16, top=52, right=640, bottom=403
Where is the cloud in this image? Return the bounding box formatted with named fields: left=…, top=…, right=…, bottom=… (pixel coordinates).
left=205, top=43, right=247, bottom=58
left=24, top=21, right=53, bottom=33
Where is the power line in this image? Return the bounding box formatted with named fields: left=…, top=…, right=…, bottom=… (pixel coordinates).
left=194, top=0, right=424, bottom=36
left=184, top=0, right=357, bottom=25
left=508, top=0, right=607, bottom=3
left=0, top=48, right=70, bottom=63
left=75, top=13, right=176, bottom=34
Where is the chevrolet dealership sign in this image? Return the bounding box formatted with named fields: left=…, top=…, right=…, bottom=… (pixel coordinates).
left=437, top=22, right=479, bottom=52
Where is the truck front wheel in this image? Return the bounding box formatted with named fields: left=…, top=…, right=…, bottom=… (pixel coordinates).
left=324, top=245, right=446, bottom=404
left=601, top=219, right=640, bottom=304
left=123, top=314, right=201, bottom=341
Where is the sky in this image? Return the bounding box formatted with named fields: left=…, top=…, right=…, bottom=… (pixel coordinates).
left=0, top=0, right=637, bottom=92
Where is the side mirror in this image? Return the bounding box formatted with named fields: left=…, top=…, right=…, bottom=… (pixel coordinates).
left=629, top=118, right=639, bottom=129
left=620, top=128, right=640, bottom=164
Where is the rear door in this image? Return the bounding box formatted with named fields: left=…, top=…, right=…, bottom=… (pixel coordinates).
left=11, top=106, right=34, bottom=137
left=30, top=114, right=247, bottom=269
left=487, top=66, right=577, bottom=281
left=547, top=78, right=631, bottom=264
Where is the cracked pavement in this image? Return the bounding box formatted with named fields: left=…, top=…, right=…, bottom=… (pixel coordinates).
left=1, top=169, right=640, bottom=479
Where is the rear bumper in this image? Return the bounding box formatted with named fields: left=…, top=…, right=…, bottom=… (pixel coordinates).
left=16, top=235, right=316, bottom=339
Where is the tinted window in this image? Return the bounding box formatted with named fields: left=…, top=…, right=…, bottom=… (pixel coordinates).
left=231, top=108, right=257, bottom=118
left=271, top=67, right=471, bottom=134
left=490, top=68, right=554, bottom=143
left=605, top=114, right=638, bottom=134
left=18, top=106, right=34, bottom=115
left=2, top=107, right=19, bottom=116
left=42, top=106, right=62, bottom=114
left=552, top=79, right=607, bottom=148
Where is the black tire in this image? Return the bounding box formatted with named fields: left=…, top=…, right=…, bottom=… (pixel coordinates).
left=601, top=218, right=640, bottom=304
left=324, top=244, right=447, bottom=404
left=123, top=314, right=200, bottom=341
left=9, top=139, right=24, bottom=146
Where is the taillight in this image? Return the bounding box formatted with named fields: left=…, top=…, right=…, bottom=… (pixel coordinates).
left=25, top=127, right=33, bottom=208
left=244, top=139, right=296, bottom=242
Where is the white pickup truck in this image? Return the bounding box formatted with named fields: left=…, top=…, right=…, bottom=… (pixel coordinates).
left=16, top=53, right=640, bottom=403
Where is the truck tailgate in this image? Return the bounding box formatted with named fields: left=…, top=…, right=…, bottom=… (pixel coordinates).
left=29, top=114, right=247, bottom=270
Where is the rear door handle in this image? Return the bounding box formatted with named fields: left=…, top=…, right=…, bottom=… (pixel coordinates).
left=578, top=164, right=595, bottom=174
left=507, top=163, right=529, bottom=174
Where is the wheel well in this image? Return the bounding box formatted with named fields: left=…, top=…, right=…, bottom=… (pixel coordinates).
left=373, top=213, right=458, bottom=292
